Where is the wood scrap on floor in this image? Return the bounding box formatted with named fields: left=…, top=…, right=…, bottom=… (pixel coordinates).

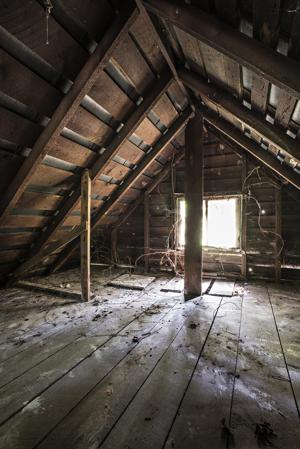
left=15, top=281, right=83, bottom=301
left=161, top=277, right=211, bottom=294
left=209, top=279, right=235, bottom=297
left=107, top=273, right=156, bottom=291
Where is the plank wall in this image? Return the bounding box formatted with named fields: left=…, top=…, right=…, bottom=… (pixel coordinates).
left=115, top=135, right=300, bottom=280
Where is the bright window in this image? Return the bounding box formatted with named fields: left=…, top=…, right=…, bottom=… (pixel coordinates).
left=177, top=197, right=240, bottom=249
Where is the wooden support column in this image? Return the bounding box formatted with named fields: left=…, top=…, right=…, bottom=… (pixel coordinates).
left=144, top=193, right=150, bottom=273
left=275, top=186, right=282, bottom=282
left=81, top=169, right=91, bottom=301
left=111, top=228, right=118, bottom=266
left=184, top=111, right=204, bottom=300
left=241, top=155, right=248, bottom=279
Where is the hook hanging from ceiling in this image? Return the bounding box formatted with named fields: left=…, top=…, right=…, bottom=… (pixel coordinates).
left=44, top=0, right=53, bottom=45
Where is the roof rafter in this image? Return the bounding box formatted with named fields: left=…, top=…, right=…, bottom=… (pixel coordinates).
left=143, top=0, right=300, bottom=99
left=112, top=142, right=185, bottom=233
left=11, top=69, right=173, bottom=279
left=203, top=109, right=300, bottom=190
left=50, top=106, right=192, bottom=274
left=0, top=2, right=138, bottom=226
left=179, top=67, right=300, bottom=165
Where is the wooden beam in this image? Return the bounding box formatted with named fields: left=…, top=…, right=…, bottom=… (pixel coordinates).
left=16, top=281, right=82, bottom=300
left=143, top=0, right=300, bottom=99
left=178, top=67, right=300, bottom=162
left=81, top=169, right=91, bottom=301
left=51, top=107, right=192, bottom=273
left=11, top=69, right=173, bottom=279
left=135, top=0, right=191, bottom=101
left=144, top=193, right=150, bottom=272
left=184, top=110, right=203, bottom=300
left=203, top=111, right=300, bottom=190
left=0, top=3, right=137, bottom=226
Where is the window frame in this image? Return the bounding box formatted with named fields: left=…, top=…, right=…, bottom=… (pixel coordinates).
left=176, top=194, right=242, bottom=252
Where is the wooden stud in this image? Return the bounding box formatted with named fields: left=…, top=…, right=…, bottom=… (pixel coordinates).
left=111, top=228, right=118, bottom=265
left=241, top=155, right=247, bottom=279
left=144, top=193, right=150, bottom=272
left=184, top=110, right=203, bottom=300
left=275, top=186, right=282, bottom=282
left=81, top=169, right=91, bottom=302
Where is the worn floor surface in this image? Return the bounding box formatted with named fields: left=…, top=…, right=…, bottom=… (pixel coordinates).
left=0, top=267, right=299, bottom=448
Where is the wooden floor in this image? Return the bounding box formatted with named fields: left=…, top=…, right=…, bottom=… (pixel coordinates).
left=0, top=267, right=299, bottom=449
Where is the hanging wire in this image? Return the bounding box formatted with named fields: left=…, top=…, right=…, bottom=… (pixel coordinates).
left=45, top=0, right=53, bottom=45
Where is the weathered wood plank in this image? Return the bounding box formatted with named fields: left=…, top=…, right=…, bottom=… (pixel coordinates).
left=80, top=169, right=91, bottom=301
left=0, top=295, right=179, bottom=448
left=228, top=284, right=299, bottom=448
left=165, top=297, right=242, bottom=449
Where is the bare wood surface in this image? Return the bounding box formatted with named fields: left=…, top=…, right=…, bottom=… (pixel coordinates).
left=80, top=169, right=91, bottom=301
left=0, top=3, right=137, bottom=226
left=184, top=110, right=203, bottom=299
left=143, top=0, right=300, bottom=99
left=51, top=107, right=192, bottom=273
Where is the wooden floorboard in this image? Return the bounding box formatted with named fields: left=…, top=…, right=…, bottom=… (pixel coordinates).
left=0, top=272, right=299, bottom=449
left=267, top=283, right=300, bottom=415
left=164, top=296, right=243, bottom=449
left=228, top=284, right=300, bottom=448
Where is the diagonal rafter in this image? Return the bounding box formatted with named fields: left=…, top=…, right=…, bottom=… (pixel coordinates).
left=203, top=109, right=300, bottom=190
left=111, top=144, right=185, bottom=263
left=49, top=106, right=192, bottom=274
left=178, top=67, right=300, bottom=163
left=11, top=69, right=173, bottom=279
left=112, top=143, right=185, bottom=233
left=0, top=2, right=138, bottom=226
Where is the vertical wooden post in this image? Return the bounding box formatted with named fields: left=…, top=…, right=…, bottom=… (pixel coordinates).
left=275, top=186, right=282, bottom=282
left=241, top=155, right=248, bottom=279
left=144, top=192, right=150, bottom=272
left=184, top=111, right=203, bottom=300
left=111, top=227, right=118, bottom=265
left=81, top=169, right=91, bottom=301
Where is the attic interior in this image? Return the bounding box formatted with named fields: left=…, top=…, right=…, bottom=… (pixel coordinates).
left=0, top=0, right=300, bottom=448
